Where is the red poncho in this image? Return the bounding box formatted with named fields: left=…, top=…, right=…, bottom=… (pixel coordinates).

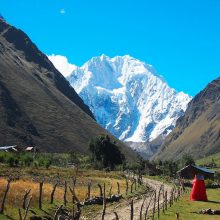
left=190, top=175, right=207, bottom=201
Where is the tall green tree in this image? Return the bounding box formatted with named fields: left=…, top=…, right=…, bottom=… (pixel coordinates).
left=89, top=135, right=125, bottom=170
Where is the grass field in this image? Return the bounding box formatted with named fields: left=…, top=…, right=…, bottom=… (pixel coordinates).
left=155, top=188, right=220, bottom=220
left=0, top=164, right=145, bottom=219
left=197, top=152, right=220, bottom=167
left=196, top=152, right=220, bottom=177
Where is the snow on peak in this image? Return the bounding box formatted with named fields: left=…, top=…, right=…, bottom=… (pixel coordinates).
left=61, top=55, right=192, bottom=142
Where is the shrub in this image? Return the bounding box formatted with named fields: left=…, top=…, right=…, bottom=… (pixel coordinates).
left=0, top=152, right=6, bottom=163
left=6, top=155, right=15, bottom=167
left=20, top=154, right=33, bottom=166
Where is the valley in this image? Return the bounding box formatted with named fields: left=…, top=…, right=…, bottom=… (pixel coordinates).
left=1, top=3, right=220, bottom=220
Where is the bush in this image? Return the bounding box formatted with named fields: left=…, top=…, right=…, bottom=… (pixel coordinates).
left=6, top=154, right=15, bottom=167
left=205, top=179, right=220, bottom=188
left=0, top=152, right=89, bottom=169
left=0, top=152, right=6, bottom=163
left=20, top=154, right=33, bottom=166
left=37, top=156, right=52, bottom=169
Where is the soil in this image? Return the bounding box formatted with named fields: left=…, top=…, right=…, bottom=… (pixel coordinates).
left=93, top=177, right=172, bottom=220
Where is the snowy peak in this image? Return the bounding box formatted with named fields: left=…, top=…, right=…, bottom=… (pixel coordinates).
left=65, top=55, right=192, bottom=143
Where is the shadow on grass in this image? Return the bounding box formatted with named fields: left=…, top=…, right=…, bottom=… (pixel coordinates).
left=207, top=200, right=220, bottom=204
left=4, top=215, right=15, bottom=220
left=41, top=209, right=51, bottom=216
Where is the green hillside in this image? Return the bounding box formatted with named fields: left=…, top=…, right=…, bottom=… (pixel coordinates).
left=197, top=152, right=220, bottom=167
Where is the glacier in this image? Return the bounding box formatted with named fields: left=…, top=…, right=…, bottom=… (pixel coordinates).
left=62, top=54, right=192, bottom=143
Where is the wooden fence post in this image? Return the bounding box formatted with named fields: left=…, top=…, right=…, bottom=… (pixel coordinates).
left=39, top=179, right=44, bottom=210
left=130, top=199, right=134, bottom=220
left=132, top=171, right=135, bottom=180
left=53, top=205, right=63, bottom=220
left=87, top=181, right=92, bottom=200
left=98, top=184, right=103, bottom=197
left=22, top=189, right=31, bottom=209
left=157, top=185, right=163, bottom=219
left=178, top=187, right=180, bottom=199
left=162, top=185, right=165, bottom=214
left=114, top=212, right=119, bottom=220
left=23, top=196, right=32, bottom=220
left=125, top=177, right=129, bottom=195
left=169, top=189, right=172, bottom=207
left=109, top=184, right=112, bottom=197
left=130, top=181, right=134, bottom=193
left=152, top=191, right=157, bottom=220
left=71, top=202, right=81, bottom=220
left=64, top=181, right=68, bottom=206
left=75, top=202, right=82, bottom=220
left=165, top=191, right=167, bottom=211
left=18, top=208, right=22, bottom=220
left=69, top=169, right=79, bottom=204
left=173, top=186, right=176, bottom=202
left=101, top=183, right=106, bottom=220
left=69, top=186, right=80, bottom=204
left=138, top=169, right=142, bottom=185
left=144, top=191, right=154, bottom=220
left=50, top=182, right=58, bottom=204
left=72, top=165, right=79, bottom=186
left=139, top=195, right=147, bottom=220
left=117, top=182, right=120, bottom=195
left=0, top=178, right=12, bottom=214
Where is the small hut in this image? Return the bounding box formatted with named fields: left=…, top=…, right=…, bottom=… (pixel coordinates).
left=177, top=164, right=215, bottom=180
left=25, top=146, right=39, bottom=153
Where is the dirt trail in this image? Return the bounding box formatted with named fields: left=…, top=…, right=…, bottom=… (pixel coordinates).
left=93, top=178, right=172, bottom=220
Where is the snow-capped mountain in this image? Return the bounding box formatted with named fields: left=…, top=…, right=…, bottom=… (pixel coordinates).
left=65, top=55, right=191, bottom=142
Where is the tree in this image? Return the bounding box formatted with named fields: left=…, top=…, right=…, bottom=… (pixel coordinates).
left=181, top=154, right=195, bottom=167
left=89, top=135, right=125, bottom=170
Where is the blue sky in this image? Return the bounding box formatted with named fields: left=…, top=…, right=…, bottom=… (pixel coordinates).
left=1, top=0, right=220, bottom=96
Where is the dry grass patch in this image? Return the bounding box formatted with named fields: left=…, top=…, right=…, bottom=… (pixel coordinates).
left=0, top=167, right=136, bottom=219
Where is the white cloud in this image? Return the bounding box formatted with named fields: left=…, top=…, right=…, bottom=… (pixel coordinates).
left=48, top=54, right=76, bottom=77
left=60, top=9, right=66, bottom=14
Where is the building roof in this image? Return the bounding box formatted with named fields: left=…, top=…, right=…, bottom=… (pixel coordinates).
left=0, top=145, right=17, bottom=150
left=26, top=147, right=34, bottom=150
left=177, top=164, right=215, bottom=174
left=192, top=165, right=215, bottom=174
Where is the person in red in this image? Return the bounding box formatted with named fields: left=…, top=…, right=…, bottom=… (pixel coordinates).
left=190, top=174, right=208, bottom=201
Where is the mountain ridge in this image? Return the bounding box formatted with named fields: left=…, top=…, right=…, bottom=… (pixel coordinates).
left=0, top=19, right=136, bottom=161
left=153, top=76, right=220, bottom=160
left=64, top=54, right=191, bottom=146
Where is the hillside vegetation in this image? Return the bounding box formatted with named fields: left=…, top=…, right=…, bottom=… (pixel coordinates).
left=154, top=77, right=220, bottom=161
left=0, top=19, right=136, bottom=161
left=197, top=152, right=220, bottom=167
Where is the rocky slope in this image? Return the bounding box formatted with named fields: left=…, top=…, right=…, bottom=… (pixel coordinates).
left=0, top=18, right=136, bottom=160
left=66, top=55, right=191, bottom=145
left=154, top=77, right=220, bottom=160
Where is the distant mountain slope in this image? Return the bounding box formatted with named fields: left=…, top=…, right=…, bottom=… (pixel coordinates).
left=0, top=19, right=136, bottom=160
left=127, top=135, right=164, bottom=159
left=66, top=55, right=191, bottom=144
left=154, top=77, right=220, bottom=161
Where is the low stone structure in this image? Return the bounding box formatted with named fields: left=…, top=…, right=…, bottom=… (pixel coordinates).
left=83, top=194, right=123, bottom=206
